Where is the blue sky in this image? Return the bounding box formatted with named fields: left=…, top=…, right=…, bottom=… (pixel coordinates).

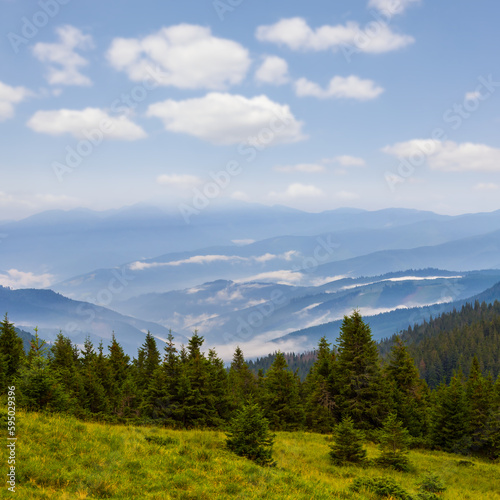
left=1, top=0, right=500, bottom=219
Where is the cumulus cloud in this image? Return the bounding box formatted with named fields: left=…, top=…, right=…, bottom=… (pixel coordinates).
left=0, top=269, right=54, bottom=289
left=274, top=163, right=326, bottom=173
left=255, top=56, right=290, bottom=85
left=156, top=174, right=202, bottom=189
left=27, top=107, right=146, bottom=140
left=295, top=75, right=384, bottom=100
left=32, top=25, right=93, bottom=86
left=383, top=139, right=500, bottom=172
left=269, top=183, right=325, bottom=200
left=256, top=17, right=414, bottom=54
left=328, top=155, right=366, bottom=166
left=368, top=0, right=420, bottom=17
left=0, top=81, right=30, bottom=121
left=147, top=92, right=305, bottom=145
left=107, top=24, right=250, bottom=90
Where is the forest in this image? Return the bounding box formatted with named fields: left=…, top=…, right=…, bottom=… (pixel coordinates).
left=1, top=307, right=499, bottom=460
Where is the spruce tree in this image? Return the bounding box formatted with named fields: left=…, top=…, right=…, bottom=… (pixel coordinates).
left=261, top=351, right=305, bottom=430
left=334, top=310, right=388, bottom=429
left=304, top=337, right=337, bottom=433
left=226, top=400, right=276, bottom=467
left=383, top=336, right=429, bottom=437
left=466, top=356, right=492, bottom=453
left=329, top=416, right=367, bottom=466
left=375, top=412, right=412, bottom=471
left=227, top=346, right=257, bottom=412
left=0, top=314, right=25, bottom=384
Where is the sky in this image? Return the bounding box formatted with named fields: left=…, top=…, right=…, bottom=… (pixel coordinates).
left=1, top=0, right=500, bottom=220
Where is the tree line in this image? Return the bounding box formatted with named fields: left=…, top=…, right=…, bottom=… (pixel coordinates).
left=0, top=310, right=499, bottom=458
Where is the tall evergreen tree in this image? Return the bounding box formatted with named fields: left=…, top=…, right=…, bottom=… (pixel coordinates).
left=261, top=351, right=305, bottom=431
left=334, top=310, right=388, bottom=429
left=0, top=314, right=25, bottom=384
left=303, top=337, right=337, bottom=433
left=227, top=346, right=257, bottom=412
left=383, top=336, right=429, bottom=437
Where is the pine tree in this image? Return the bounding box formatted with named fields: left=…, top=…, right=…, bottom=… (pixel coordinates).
left=0, top=314, right=25, bottom=384
left=304, top=337, right=337, bottom=433
left=329, top=416, right=367, bottom=466
left=466, top=356, right=492, bottom=453
left=335, top=310, right=388, bottom=429
left=383, top=336, right=429, bottom=437
left=50, top=332, right=84, bottom=412
left=227, top=346, right=257, bottom=412
left=261, top=351, right=305, bottom=431
left=226, top=400, right=276, bottom=467
left=18, top=328, right=68, bottom=412
left=375, top=412, right=412, bottom=471
left=431, top=373, right=470, bottom=453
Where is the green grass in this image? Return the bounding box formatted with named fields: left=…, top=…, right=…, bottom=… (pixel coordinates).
left=8, top=411, right=500, bottom=499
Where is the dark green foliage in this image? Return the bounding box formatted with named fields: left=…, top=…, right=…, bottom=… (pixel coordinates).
left=329, top=416, right=367, bottom=466
left=417, top=473, right=446, bottom=494
left=431, top=374, right=470, bottom=453
left=260, top=351, right=305, bottom=430
left=226, top=401, right=276, bottom=467
left=375, top=413, right=412, bottom=472
left=335, top=310, right=388, bottom=429
left=303, top=337, right=337, bottom=433
left=18, top=328, right=68, bottom=412
left=0, top=313, right=25, bottom=383
left=350, top=476, right=412, bottom=500
left=227, top=346, right=257, bottom=412
left=383, top=336, right=429, bottom=437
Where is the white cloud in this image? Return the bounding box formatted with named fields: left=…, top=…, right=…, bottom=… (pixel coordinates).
left=274, top=163, right=326, bottom=173
left=325, top=155, right=366, bottom=166
left=32, top=25, right=93, bottom=86
left=147, top=92, right=305, bottom=145
left=236, top=270, right=304, bottom=285
left=156, top=174, right=202, bottom=189
left=0, top=191, right=79, bottom=212
left=383, top=139, right=500, bottom=172
left=0, top=269, right=54, bottom=289
left=0, top=81, right=30, bottom=121
left=107, top=24, right=250, bottom=90
left=255, top=56, right=289, bottom=85
left=474, top=182, right=498, bottom=191
left=256, top=17, right=414, bottom=54
left=368, top=0, right=420, bottom=17
left=27, top=107, right=146, bottom=140
left=295, top=75, right=384, bottom=100
left=269, top=183, right=325, bottom=200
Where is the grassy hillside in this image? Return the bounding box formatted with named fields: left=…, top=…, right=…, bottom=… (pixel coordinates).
left=15, top=412, right=500, bottom=499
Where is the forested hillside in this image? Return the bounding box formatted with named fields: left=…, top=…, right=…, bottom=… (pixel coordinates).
left=1, top=310, right=499, bottom=459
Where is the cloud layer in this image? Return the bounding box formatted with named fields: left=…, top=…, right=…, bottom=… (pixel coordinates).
left=295, top=75, right=384, bottom=100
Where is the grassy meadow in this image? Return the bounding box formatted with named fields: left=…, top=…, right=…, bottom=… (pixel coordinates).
left=9, top=411, right=500, bottom=499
